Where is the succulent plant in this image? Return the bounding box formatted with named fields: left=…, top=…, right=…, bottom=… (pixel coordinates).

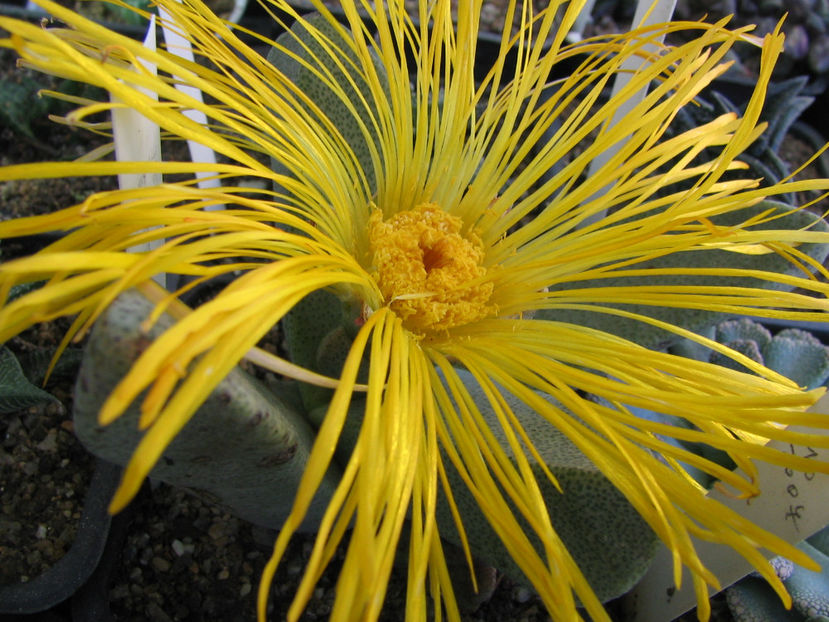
left=667, top=75, right=823, bottom=207
left=673, top=0, right=829, bottom=76
left=727, top=535, right=829, bottom=622
left=669, top=317, right=829, bottom=621
left=70, top=223, right=829, bottom=609
left=671, top=317, right=829, bottom=390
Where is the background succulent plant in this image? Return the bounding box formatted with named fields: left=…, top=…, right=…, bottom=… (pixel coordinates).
left=664, top=76, right=828, bottom=207
left=671, top=0, right=829, bottom=77
left=726, top=533, right=829, bottom=622
left=671, top=318, right=829, bottom=391
left=670, top=317, right=829, bottom=621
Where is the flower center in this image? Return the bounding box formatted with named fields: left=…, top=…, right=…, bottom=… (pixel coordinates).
left=368, top=204, right=495, bottom=333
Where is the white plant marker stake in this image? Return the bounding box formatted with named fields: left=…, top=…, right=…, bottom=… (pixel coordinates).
left=568, top=0, right=597, bottom=42
left=158, top=3, right=224, bottom=205
left=626, top=393, right=829, bottom=620
left=158, top=2, right=227, bottom=291
left=578, top=0, right=677, bottom=229
left=113, top=7, right=226, bottom=290
left=112, top=18, right=162, bottom=218
left=112, top=16, right=165, bottom=284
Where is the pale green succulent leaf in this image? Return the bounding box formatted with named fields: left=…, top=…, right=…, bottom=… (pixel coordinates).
left=786, top=542, right=829, bottom=619
left=727, top=575, right=802, bottom=622
left=73, top=289, right=340, bottom=531
left=716, top=318, right=773, bottom=352
left=435, top=370, right=659, bottom=603
left=807, top=524, right=829, bottom=558
left=669, top=323, right=716, bottom=361
left=266, top=12, right=389, bottom=193
left=710, top=339, right=765, bottom=374
left=763, top=329, right=829, bottom=391
left=599, top=397, right=718, bottom=488
left=314, top=368, right=659, bottom=601
left=538, top=201, right=829, bottom=350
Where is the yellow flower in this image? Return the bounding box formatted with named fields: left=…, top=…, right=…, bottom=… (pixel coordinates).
left=2, top=0, right=829, bottom=620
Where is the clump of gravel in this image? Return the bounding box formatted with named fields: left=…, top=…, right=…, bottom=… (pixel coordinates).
left=107, top=484, right=267, bottom=621
left=105, top=480, right=557, bottom=621
left=0, top=372, right=94, bottom=586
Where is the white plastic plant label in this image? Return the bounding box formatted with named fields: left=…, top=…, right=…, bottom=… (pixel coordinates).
left=158, top=2, right=224, bottom=204
left=625, top=392, right=829, bottom=621
left=111, top=15, right=161, bottom=196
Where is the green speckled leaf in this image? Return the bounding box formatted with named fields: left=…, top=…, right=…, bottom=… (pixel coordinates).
left=0, top=347, right=57, bottom=414
left=266, top=12, right=389, bottom=194
left=73, top=290, right=340, bottom=531
left=435, top=370, right=659, bottom=603
left=283, top=289, right=349, bottom=412
left=316, top=369, right=658, bottom=601
left=763, top=330, right=829, bottom=390
left=538, top=201, right=829, bottom=350
left=726, top=575, right=802, bottom=622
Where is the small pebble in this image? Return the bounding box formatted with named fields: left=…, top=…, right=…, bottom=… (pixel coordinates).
left=152, top=556, right=171, bottom=572
left=217, top=568, right=230, bottom=580
left=145, top=602, right=173, bottom=622
left=240, top=582, right=252, bottom=597
left=512, top=586, right=533, bottom=604
left=110, top=584, right=130, bottom=600
left=35, top=429, right=58, bottom=452
left=171, top=539, right=185, bottom=557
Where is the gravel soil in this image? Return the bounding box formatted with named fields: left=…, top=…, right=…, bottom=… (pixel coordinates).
left=0, top=367, right=92, bottom=587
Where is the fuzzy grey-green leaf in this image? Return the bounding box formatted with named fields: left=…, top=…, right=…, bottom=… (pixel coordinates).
left=763, top=330, right=829, bottom=390
left=717, top=319, right=773, bottom=352
left=435, top=370, right=659, bottom=602
left=266, top=12, right=389, bottom=194
left=710, top=339, right=765, bottom=373
left=73, top=290, right=340, bottom=531
left=537, top=201, right=829, bottom=350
